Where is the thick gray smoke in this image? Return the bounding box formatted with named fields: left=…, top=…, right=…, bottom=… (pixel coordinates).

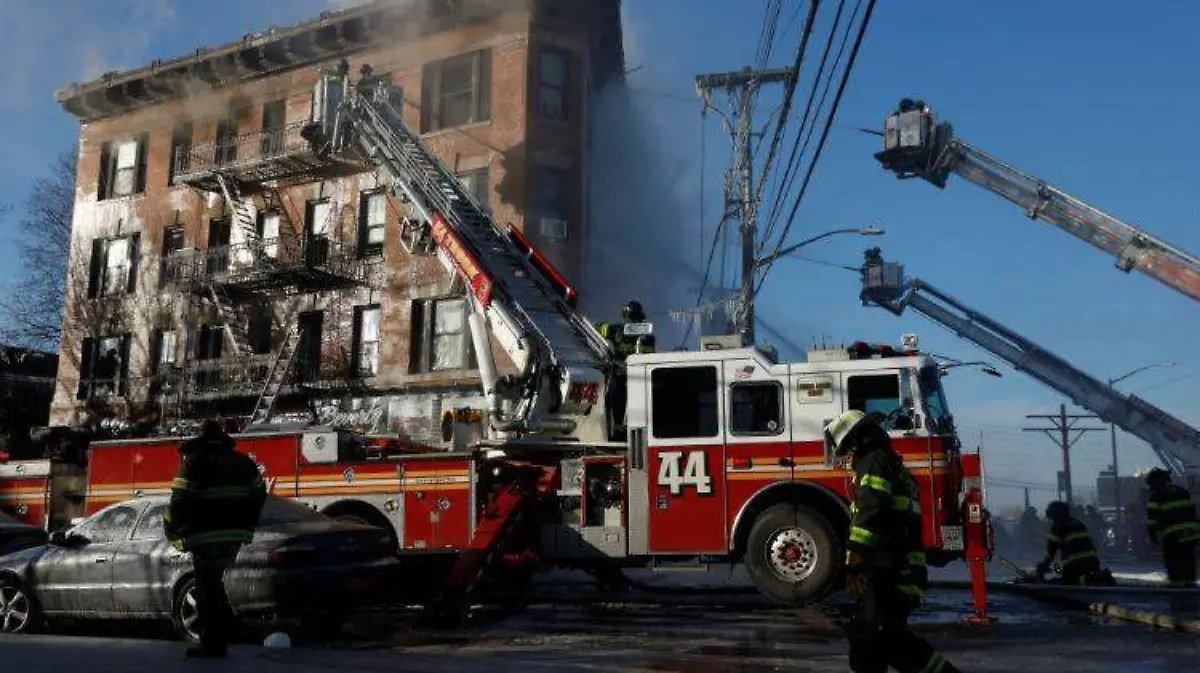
left=584, top=78, right=706, bottom=348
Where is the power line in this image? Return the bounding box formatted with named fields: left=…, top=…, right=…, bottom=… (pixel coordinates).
left=1023, top=403, right=1105, bottom=505
left=754, top=0, right=877, bottom=298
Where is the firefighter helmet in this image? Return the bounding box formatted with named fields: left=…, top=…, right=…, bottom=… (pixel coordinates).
left=824, top=409, right=869, bottom=458
left=1045, top=500, right=1070, bottom=521
left=1145, top=467, right=1172, bottom=488
left=622, top=300, right=645, bottom=323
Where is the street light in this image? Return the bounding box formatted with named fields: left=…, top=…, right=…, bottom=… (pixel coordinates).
left=1107, top=360, right=1176, bottom=524
left=753, top=226, right=886, bottom=268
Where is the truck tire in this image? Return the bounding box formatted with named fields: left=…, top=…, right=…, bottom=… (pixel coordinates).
left=744, top=502, right=839, bottom=606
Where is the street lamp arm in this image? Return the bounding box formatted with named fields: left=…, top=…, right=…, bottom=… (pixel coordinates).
left=755, top=227, right=884, bottom=267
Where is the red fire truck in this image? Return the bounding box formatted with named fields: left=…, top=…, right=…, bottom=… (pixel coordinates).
left=1, top=64, right=983, bottom=613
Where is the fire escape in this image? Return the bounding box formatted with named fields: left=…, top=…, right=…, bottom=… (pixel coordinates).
left=164, top=118, right=371, bottom=425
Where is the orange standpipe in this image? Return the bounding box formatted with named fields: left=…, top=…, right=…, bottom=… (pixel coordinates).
left=962, top=486, right=996, bottom=625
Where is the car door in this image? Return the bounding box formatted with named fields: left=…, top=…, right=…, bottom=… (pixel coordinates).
left=110, top=502, right=187, bottom=616
left=33, top=502, right=143, bottom=617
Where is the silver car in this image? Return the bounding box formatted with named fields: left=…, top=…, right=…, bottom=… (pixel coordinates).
left=0, top=495, right=399, bottom=641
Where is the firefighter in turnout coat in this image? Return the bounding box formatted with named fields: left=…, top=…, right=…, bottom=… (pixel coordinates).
left=1036, top=501, right=1110, bottom=585
left=164, top=420, right=267, bottom=658
left=1144, top=468, right=1200, bottom=585
left=825, top=410, right=960, bottom=673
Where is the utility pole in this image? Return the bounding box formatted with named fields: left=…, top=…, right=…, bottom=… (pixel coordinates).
left=695, top=66, right=795, bottom=346
left=1023, top=403, right=1105, bottom=506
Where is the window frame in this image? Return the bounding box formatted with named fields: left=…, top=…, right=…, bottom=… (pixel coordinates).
left=537, top=47, right=569, bottom=121
left=98, top=134, right=148, bottom=200
left=130, top=503, right=169, bottom=541
left=168, top=121, right=193, bottom=185
left=728, top=380, right=785, bottom=437
left=357, top=190, right=388, bottom=258
left=457, top=168, right=490, bottom=210
left=650, top=366, right=720, bottom=440
left=87, top=233, right=140, bottom=299
left=846, top=372, right=905, bottom=420
left=352, top=304, right=382, bottom=377
left=76, top=332, right=132, bottom=401
left=420, top=49, right=493, bottom=133
left=409, top=296, right=476, bottom=374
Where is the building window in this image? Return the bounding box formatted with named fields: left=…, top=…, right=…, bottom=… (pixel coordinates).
left=729, top=381, right=784, bottom=435
left=98, top=134, right=147, bottom=200
left=409, top=297, right=475, bottom=373
left=457, top=168, right=489, bottom=209
left=150, top=328, right=177, bottom=376
left=261, top=99, right=286, bottom=157
left=353, top=305, right=381, bottom=377
left=77, top=333, right=131, bottom=400
left=160, top=225, right=184, bottom=287
left=168, top=122, right=192, bottom=184
left=357, top=191, right=387, bottom=258
left=420, top=49, right=492, bottom=133
left=305, top=199, right=332, bottom=266
left=87, top=233, right=140, bottom=299
left=651, top=366, right=719, bottom=439
left=534, top=166, right=571, bottom=240
left=215, top=116, right=238, bottom=165
left=537, top=48, right=568, bottom=121
left=207, top=218, right=231, bottom=274
left=248, top=310, right=272, bottom=355
left=256, top=211, right=281, bottom=259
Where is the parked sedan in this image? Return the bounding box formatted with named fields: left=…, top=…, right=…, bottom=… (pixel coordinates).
left=0, top=495, right=399, bottom=640
left=0, top=511, right=47, bottom=557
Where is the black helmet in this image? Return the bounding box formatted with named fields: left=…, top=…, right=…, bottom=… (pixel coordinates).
left=1145, top=467, right=1171, bottom=488
left=1045, top=500, right=1070, bottom=521
left=622, top=300, right=645, bottom=322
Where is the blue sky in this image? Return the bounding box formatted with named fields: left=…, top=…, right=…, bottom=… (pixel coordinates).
left=2, top=0, right=1197, bottom=510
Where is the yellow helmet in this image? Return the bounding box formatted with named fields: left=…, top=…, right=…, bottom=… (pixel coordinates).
left=825, top=409, right=869, bottom=457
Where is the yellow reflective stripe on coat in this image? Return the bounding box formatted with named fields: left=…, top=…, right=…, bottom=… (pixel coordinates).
left=1063, top=531, right=1091, bottom=543
left=919, top=652, right=947, bottom=673
left=1148, top=499, right=1193, bottom=511
left=893, top=495, right=922, bottom=514
left=907, top=551, right=927, bottom=566
left=859, top=474, right=891, bottom=494
left=1063, top=549, right=1097, bottom=564
left=1162, top=521, right=1200, bottom=539
left=171, top=478, right=197, bottom=492
left=849, top=526, right=878, bottom=546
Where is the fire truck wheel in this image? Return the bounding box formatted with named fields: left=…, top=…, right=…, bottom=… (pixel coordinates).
left=0, top=578, right=40, bottom=634
left=744, top=503, right=837, bottom=606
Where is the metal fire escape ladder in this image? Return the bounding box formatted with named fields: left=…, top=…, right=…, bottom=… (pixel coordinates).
left=860, top=255, right=1200, bottom=480
left=318, top=75, right=612, bottom=433
left=249, top=322, right=300, bottom=424
left=214, top=173, right=259, bottom=246
left=875, top=101, right=1200, bottom=303
left=206, top=285, right=249, bottom=357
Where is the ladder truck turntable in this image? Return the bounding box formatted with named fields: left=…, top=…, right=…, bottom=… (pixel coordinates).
left=0, top=66, right=981, bottom=613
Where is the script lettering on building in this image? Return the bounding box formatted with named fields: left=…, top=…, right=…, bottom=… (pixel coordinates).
left=316, top=402, right=386, bottom=433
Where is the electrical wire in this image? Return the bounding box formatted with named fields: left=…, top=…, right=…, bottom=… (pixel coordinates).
left=758, top=0, right=850, bottom=254
left=754, top=0, right=877, bottom=298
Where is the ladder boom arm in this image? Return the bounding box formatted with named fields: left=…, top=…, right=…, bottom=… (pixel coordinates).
left=861, top=257, right=1200, bottom=478
left=876, top=100, right=1200, bottom=303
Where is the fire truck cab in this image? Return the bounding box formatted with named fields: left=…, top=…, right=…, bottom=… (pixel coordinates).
left=541, top=335, right=967, bottom=604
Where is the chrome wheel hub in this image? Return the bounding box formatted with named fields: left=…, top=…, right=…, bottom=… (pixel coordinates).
left=0, top=586, right=31, bottom=633
left=767, top=527, right=819, bottom=582
left=180, top=587, right=200, bottom=640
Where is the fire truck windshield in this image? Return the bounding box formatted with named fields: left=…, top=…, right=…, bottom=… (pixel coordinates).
left=918, top=366, right=952, bottom=433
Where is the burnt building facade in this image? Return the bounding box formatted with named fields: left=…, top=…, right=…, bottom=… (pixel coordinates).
left=50, top=0, right=624, bottom=440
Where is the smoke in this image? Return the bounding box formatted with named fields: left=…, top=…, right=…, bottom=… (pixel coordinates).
left=584, top=76, right=706, bottom=348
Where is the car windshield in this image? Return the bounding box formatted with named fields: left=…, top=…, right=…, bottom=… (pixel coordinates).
left=257, top=496, right=331, bottom=526
left=918, top=366, right=952, bottom=432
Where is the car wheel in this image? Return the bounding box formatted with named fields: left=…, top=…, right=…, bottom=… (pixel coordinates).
left=0, top=578, right=39, bottom=634
left=172, top=577, right=202, bottom=644
left=744, top=503, right=840, bottom=606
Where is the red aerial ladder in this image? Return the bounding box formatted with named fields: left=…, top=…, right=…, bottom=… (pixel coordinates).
left=874, top=98, right=1200, bottom=303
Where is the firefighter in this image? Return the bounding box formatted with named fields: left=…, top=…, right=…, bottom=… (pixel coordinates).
left=164, top=419, right=267, bottom=658
left=1144, top=468, right=1199, bottom=585
left=596, top=300, right=654, bottom=439
left=824, top=409, right=960, bottom=673
left=1036, top=501, right=1110, bottom=585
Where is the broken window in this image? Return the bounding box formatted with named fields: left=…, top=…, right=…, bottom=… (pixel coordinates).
left=420, top=50, right=492, bottom=133
left=98, top=134, right=147, bottom=200
left=538, top=48, right=568, bottom=121
left=261, top=99, right=286, bottom=156
left=77, top=333, right=131, bottom=400
left=534, top=166, right=571, bottom=240
left=457, top=168, right=490, bottom=209
left=215, top=116, right=238, bottom=165
left=207, top=218, right=231, bottom=274
left=87, top=234, right=140, bottom=298
left=248, top=309, right=272, bottom=355
left=169, top=122, right=192, bottom=184
left=409, top=297, right=476, bottom=373
left=353, top=305, right=381, bottom=377
left=357, top=191, right=387, bottom=258
left=160, top=225, right=185, bottom=288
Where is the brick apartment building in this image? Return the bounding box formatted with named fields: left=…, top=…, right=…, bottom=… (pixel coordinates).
left=49, top=0, right=624, bottom=440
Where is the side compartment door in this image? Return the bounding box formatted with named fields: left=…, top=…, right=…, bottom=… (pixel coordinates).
left=724, top=361, right=790, bottom=533
left=646, top=364, right=726, bottom=554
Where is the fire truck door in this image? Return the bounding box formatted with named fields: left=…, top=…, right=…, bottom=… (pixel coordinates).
left=725, top=360, right=792, bottom=520
left=644, top=363, right=727, bottom=554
